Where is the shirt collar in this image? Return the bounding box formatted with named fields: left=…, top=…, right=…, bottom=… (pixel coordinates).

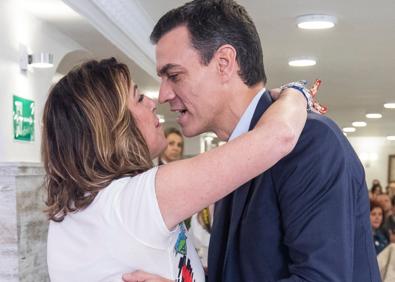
left=228, top=88, right=266, bottom=141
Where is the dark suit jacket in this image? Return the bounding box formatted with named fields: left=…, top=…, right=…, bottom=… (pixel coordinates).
left=208, top=91, right=380, bottom=282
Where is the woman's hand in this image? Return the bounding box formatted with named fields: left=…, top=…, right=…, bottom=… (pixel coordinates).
left=270, top=79, right=327, bottom=114
left=268, top=88, right=282, bottom=101
left=122, top=270, right=172, bottom=282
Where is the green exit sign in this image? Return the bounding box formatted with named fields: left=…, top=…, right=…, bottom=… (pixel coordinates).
left=13, top=95, right=35, bottom=142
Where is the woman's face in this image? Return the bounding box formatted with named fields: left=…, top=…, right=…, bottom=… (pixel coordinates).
left=127, top=82, right=167, bottom=158
left=370, top=207, right=383, bottom=230
left=162, top=133, right=183, bottom=162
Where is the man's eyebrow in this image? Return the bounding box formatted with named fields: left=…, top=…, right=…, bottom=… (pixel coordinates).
left=157, top=64, right=179, bottom=77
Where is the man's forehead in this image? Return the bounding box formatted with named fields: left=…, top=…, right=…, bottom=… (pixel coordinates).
left=154, top=26, right=204, bottom=76
left=155, top=26, right=193, bottom=58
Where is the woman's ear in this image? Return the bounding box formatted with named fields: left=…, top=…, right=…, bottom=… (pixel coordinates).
left=214, top=44, right=238, bottom=82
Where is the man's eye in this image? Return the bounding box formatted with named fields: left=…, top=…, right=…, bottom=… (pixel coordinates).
left=168, top=74, right=179, bottom=82
left=138, top=94, right=145, bottom=102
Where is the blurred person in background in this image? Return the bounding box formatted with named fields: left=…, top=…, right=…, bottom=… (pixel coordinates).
left=158, top=127, right=184, bottom=165
left=370, top=184, right=383, bottom=200
left=388, top=182, right=395, bottom=199
left=377, top=194, right=392, bottom=219
left=372, top=179, right=382, bottom=188
left=383, top=195, right=395, bottom=243
left=370, top=200, right=389, bottom=254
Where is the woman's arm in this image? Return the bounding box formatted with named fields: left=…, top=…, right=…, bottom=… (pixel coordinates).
left=156, top=88, right=307, bottom=230
left=122, top=271, right=172, bottom=282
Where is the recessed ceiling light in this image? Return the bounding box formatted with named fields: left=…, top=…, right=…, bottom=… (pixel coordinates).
left=297, top=15, right=337, bottom=30
left=343, top=127, right=356, bottom=133
left=384, top=103, right=395, bottom=109
left=352, top=121, right=367, bottom=127
left=366, top=113, right=382, bottom=119
left=288, top=59, right=316, bottom=67
left=387, top=136, right=395, bottom=141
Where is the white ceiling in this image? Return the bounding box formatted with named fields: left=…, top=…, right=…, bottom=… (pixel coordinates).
left=22, top=0, right=395, bottom=138
left=18, top=0, right=158, bottom=92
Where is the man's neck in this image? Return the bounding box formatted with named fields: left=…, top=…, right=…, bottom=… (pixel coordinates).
left=212, top=82, right=265, bottom=141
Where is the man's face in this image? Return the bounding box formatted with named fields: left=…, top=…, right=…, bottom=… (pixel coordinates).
left=155, top=26, right=224, bottom=137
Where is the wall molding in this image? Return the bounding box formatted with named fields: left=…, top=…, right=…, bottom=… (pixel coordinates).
left=63, top=0, right=157, bottom=80
left=0, top=162, right=44, bottom=176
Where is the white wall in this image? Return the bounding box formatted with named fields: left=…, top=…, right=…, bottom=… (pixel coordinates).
left=348, top=137, right=395, bottom=188
left=183, top=135, right=202, bottom=157
left=0, top=0, right=85, bottom=162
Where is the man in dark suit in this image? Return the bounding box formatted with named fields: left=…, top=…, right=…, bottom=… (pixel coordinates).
left=124, top=0, right=380, bottom=281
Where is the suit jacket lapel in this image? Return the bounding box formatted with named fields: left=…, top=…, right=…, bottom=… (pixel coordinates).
left=221, top=90, right=273, bottom=274
left=249, top=90, right=273, bottom=131
left=229, top=90, right=273, bottom=231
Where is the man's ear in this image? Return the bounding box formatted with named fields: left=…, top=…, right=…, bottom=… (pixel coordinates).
left=214, top=44, right=238, bottom=82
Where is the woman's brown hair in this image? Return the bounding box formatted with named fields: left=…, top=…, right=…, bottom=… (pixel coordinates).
left=42, top=58, right=152, bottom=222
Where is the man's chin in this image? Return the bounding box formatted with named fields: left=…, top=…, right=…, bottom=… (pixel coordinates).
left=180, top=125, right=205, bottom=138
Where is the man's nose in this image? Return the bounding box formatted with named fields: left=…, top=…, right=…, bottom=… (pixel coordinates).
left=158, top=80, right=175, bottom=104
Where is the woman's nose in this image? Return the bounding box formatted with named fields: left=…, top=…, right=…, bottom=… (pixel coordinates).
left=145, top=95, right=158, bottom=111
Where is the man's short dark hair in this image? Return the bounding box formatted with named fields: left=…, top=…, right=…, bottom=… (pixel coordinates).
left=150, top=0, right=266, bottom=86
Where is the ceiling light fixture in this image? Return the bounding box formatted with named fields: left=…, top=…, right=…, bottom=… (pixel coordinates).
left=288, top=58, right=316, bottom=67
left=352, top=121, right=367, bottom=127
left=387, top=136, right=395, bottom=141
left=366, top=113, right=382, bottom=119
left=297, top=14, right=337, bottom=30
left=343, top=127, right=356, bottom=133
left=384, top=103, right=395, bottom=109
